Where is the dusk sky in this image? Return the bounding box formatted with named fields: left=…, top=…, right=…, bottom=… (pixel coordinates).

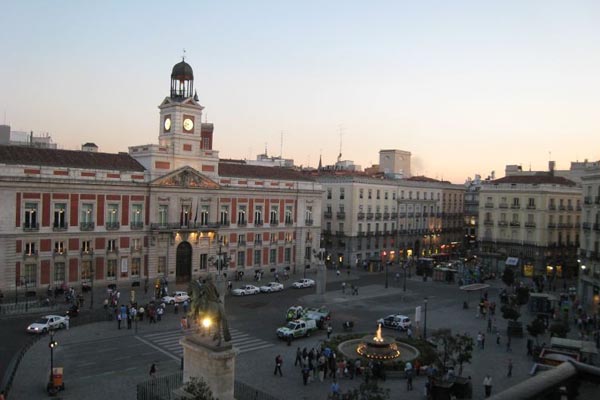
left=1, top=1, right=600, bottom=183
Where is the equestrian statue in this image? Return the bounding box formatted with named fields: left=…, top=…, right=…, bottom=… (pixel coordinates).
left=188, top=274, right=231, bottom=346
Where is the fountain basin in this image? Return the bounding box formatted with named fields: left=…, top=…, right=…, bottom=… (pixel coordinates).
left=337, top=337, right=420, bottom=363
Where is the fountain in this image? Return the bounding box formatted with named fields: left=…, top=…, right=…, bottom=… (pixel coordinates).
left=356, top=324, right=401, bottom=361
left=337, top=324, right=419, bottom=363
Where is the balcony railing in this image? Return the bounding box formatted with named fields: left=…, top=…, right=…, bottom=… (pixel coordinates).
left=499, top=203, right=508, bottom=209
left=485, top=203, right=495, bottom=208
left=559, top=205, right=566, bottom=211
left=526, top=205, right=536, bottom=210
left=237, top=240, right=246, bottom=246
left=594, top=223, right=600, bottom=231
left=254, top=220, right=263, bottom=227
left=399, top=213, right=406, bottom=218
left=583, top=222, right=591, bottom=230
left=23, top=250, right=38, bottom=258
left=80, top=249, right=94, bottom=256
left=383, top=212, right=390, bottom=219
left=567, top=205, right=574, bottom=211
left=130, top=246, right=142, bottom=253
left=391, top=212, right=398, bottom=219
left=498, top=221, right=508, bottom=227
left=596, top=196, right=600, bottom=204
left=357, top=212, right=365, bottom=220
left=305, top=219, right=313, bottom=226
left=23, top=222, right=40, bottom=232
left=149, top=222, right=219, bottom=230
left=53, top=249, right=67, bottom=256
left=357, top=231, right=365, bottom=237
left=80, top=222, right=95, bottom=231
left=269, top=220, right=279, bottom=226
left=336, top=230, right=345, bottom=236
left=366, top=213, right=374, bottom=220
left=107, top=247, right=119, bottom=253
left=375, top=213, right=382, bottom=220
left=324, top=211, right=333, bottom=219
left=52, top=223, right=68, bottom=232
left=237, top=220, right=247, bottom=227
left=336, top=212, right=346, bottom=220
left=549, top=205, right=556, bottom=210
left=106, top=221, right=120, bottom=230
left=130, top=221, right=143, bottom=230
left=483, top=220, right=494, bottom=226
left=285, top=219, right=294, bottom=226
left=548, top=223, right=556, bottom=229
left=511, top=204, right=520, bottom=209
left=524, top=222, right=536, bottom=228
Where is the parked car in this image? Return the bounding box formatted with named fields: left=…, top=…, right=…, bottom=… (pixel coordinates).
left=260, top=282, right=284, bottom=293
left=292, top=278, right=315, bottom=289
left=26, top=315, right=68, bottom=334
left=161, top=291, right=190, bottom=305
left=276, top=318, right=318, bottom=340
left=232, top=285, right=261, bottom=296
left=377, top=314, right=412, bottom=331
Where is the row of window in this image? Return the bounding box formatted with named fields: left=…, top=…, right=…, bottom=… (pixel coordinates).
left=22, top=239, right=143, bottom=256
left=158, top=204, right=308, bottom=226
left=23, top=202, right=143, bottom=230
left=326, top=187, right=463, bottom=203
left=483, top=213, right=580, bottom=224
left=484, top=197, right=581, bottom=209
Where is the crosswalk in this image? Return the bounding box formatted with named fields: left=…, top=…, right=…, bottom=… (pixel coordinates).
left=137, top=327, right=273, bottom=360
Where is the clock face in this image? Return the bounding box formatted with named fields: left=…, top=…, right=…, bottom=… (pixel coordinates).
left=164, top=117, right=171, bottom=132
left=183, top=118, right=194, bottom=132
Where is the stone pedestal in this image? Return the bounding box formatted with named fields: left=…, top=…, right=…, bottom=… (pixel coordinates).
left=316, top=261, right=327, bottom=296
left=180, top=334, right=238, bottom=400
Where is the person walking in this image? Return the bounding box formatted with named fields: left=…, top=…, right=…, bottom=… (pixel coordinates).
left=481, top=333, right=486, bottom=349
left=274, top=354, right=283, bottom=377
left=149, top=363, right=157, bottom=378
left=341, top=282, right=346, bottom=294
left=483, top=375, right=493, bottom=398
left=507, top=359, right=513, bottom=377
left=302, top=365, right=310, bottom=385
left=295, top=347, right=302, bottom=366
left=117, top=312, right=122, bottom=329
left=506, top=335, right=512, bottom=352
left=327, top=324, right=333, bottom=339
left=406, top=366, right=414, bottom=391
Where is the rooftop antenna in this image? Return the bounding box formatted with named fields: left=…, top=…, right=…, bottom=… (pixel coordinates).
left=264, top=142, right=268, bottom=156
left=182, top=48, right=186, bottom=61
left=337, top=124, right=344, bottom=163
left=280, top=131, right=284, bottom=158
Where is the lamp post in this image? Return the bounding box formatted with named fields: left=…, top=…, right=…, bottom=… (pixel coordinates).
left=24, top=279, right=28, bottom=312
left=48, top=329, right=58, bottom=390
left=403, top=262, right=407, bottom=292
left=385, top=261, right=389, bottom=289
left=90, top=266, right=94, bottom=310
left=423, top=297, right=428, bottom=339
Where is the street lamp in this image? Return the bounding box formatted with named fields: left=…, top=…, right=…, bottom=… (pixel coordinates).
left=423, top=297, right=428, bottom=339
left=90, top=266, right=95, bottom=310
left=385, top=261, right=389, bottom=289
left=403, top=262, right=407, bottom=292
left=48, top=329, right=58, bottom=391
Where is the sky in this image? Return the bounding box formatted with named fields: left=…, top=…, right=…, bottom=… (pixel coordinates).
left=1, top=1, right=600, bottom=184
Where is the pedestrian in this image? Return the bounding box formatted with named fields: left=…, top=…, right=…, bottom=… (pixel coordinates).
left=174, top=302, right=179, bottom=314
left=506, top=335, right=512, bottom=352
left=274, top=354, right=283, bottom=377
left=507, top=359, right=513, bottom=377
left=496, top=332, right=501, bottom=345
left=336, top=269, right=341, bottom=277
left=117, top=312, right=122, bottom=329
left=476, top=332, right=483, bottom=349
left=301, top=365, right=310, bottom=385
left=341, top=282, right=346, bottom=294
left=487, top=318, right=492, bottom=333
left=353, top=285, right=359, bottom=295
left=407, top=327, right=413, bottom=339
left=330, top=379, right=340, bottom=396
left=149, top=363, right=157, bottom=378
left=481, top=333, right=486, bottom=349
left=157, top=305, right=163, bottom=321
left=182, top=300, right=188, bottom=314
left=295, top=347, right=302, bottom=366
left=65, top=315, right=70, bottom=330
left=527, top=338, right=533, bottom=356
left=327, top=324, right=333, bottom=339
left=406, top=366, right=413, bottom=391
left=483, top=374, right=492, bottom=397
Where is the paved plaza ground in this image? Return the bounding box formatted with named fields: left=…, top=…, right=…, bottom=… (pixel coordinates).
left=6, top=269, right=585, bottom=399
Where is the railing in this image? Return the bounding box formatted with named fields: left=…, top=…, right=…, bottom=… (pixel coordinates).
left=80, top=221, right=95, bottom=231
left=52, top=223, right=68, bottom=231
left=80, top=250, right=94, bottom=256
left=336, top=212, right=345, bottom=220
left=23, top=222, right=39, bottom=232
left=324, top=211, right=333, bottom=218
left=594, top=223, right=600, bottom=231
left=391, top=213, right=398, bottom=218
left=254, top=220, right=263, bottom=227
left=484, top=220, right=494, bottom=226
left=548, top=223, right=556, bottom=229
left=237, top=220, right=247, bottom=227
left=234, top=380, right=281, bottom=400
left=136, top=371, right=183, bottom=400
left=366, top=213, right=374, bottom=220
left=584, top=196, right=592, bottom=205
left=549, top=205, right=556, bottom=210
left=559, top=205, right=566, bottom=210
left=498, top=221, right=508, bottom=227
left=486, top=203, right=496, bottom=208
left=375, top=213, right=382, bottom=220
left=357, top=212, right=365, bottom=220
left=130, top=221, right=143, bottom=230
left=149, top=222, right=219, bottom=230
left=383, top=212, right=390, bottom=219
left=595, top=196, right=600, bottom=204
left=526, top=205, right=536, bottom=210
left=269, top=220, right=279, bottom=226
left=106, top=221, right=120, bottom=230
left=510, top=204, right=520, bottom=209
left=305, top=219, right=313, bottom=226
left=524, top=222, right=536, bottom=228
left=23, top=250, right=38, bottom=258
left=582, top=222, right=591, bottom=230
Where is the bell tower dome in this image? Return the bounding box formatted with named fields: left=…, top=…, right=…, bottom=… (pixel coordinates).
left=170, top=58, right=194, bottom=99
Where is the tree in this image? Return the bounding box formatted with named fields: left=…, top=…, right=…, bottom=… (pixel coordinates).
left=549, top=322, right=569, bottom=338
left=341, top=381, right=390, bottom=400
left=501, top=305, right=521, bottom=322
left=526, top=317, right=546, bottom=345
left=502, top=267, right=515, bottom=287
left=177, top=377, right=217, bottom=400
left=430, top=329, right=474, bottom=376
left=515, top=287, right=530, bottom=306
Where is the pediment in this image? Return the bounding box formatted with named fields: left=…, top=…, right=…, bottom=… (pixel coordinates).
left=152, top=166, right=220, bottom=189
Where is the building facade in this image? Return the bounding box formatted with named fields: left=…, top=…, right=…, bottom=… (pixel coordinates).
left=579, top=167, right=600, bottom=313
left=477, top=175, right=581, bottom=277
left=0, top=60, right=322, bottom=293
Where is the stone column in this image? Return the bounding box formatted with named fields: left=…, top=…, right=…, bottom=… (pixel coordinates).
left=180, top=335, right=238, bottom=400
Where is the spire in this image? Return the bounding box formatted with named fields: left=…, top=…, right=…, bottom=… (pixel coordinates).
left=318, top=154, right=322, bottom=171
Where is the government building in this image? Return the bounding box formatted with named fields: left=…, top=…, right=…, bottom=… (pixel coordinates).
left=0, top=60, right=323, bottom=294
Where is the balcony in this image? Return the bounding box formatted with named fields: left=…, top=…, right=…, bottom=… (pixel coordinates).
left=336, top=231, right=345, bottom=237
left=305, top=219, right=313, bottom=226
left=366, top=213, right=374, bottom=220
left=584, top=196, right=592, bottom=205
left=53, top=249, right=67, bottom=256
left=23, top=250, right=38, bottom=258
left=596, top=196, right=600, bottom=204
left=524, top=222, right=536, bottom=228
left=106, top=221, right=120, bottom=230
left=366, top=231, right=373, bottom=237
left=130, top=221, right=143, bottom=230
left=336, top=212, right=346, bottom=220
left=407, top=213, right=414, bottom=218
left=269, top=220, right=279, bottom=226
left=498, top=221, right=508, bottom=227
left=391, top=212, right=398, bottom=219
left=80, top=222, right=95, bottom=231
left=499, top=203, right=508, bottom=209
left=80, top=249, right=94, bottom=257
left=254, top=220, right=263, bottom=227
left=357, top=231, right=365, bottom=237
left=423, top=212, right=429, bottom=217
left=52, top=223, right=68, bottom=232
left=483, top=220, right=494, bottom=226
left=399, top=213, right=406, bottom=218
left=549, top=205, right=556, bottom=210
left=375, top=213, right=382, bottom=220
left=357, top=212, right=365, bottom=220
left=594, top=223, right=600, bottom=231
left=23, top=222, right=40, bottom=232
left=510, top=204, right=520, bottom=209
left=485, top=203, right=495, bottom=208
left=583, top=222, right=591, bottom=230
left=559, top=205, right=566, bottom=211
left=220, top=219, right=230, bottom=226
left=577, top=205, right=582, bottom=211
left=237, top=240, right=246, bottom=246
left=526, top=205, right=536, bottom=210
left=130, top=246, right=142, bottom=253
left=285, top=219, right=294, bottom=226
left=567, top=205, right=574, bottom=211
left=149, top=222, right=219, bottom=231
left=383, top=212, right=390, bottom=219
left=107, top=247, right=119, bottom=253
left=548, top=223, right=556, bottom=229
left=237, top=220, right=247, bottom=227
left=253, top=240, right=263, bottom=246
left=323, top=229, right=332, bottom=236
left=324, top=211, right=333, bottom=219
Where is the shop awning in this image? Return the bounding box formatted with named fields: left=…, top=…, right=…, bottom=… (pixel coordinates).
left=505, top=257, right=520, bottom=266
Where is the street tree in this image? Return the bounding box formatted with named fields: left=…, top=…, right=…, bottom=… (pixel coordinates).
left=430, top=329, right=474, bottom=376
left=526, top=317, right=546, bottom=345
left=341, top=381, right=390, bottom=400
left=502, top=267, right=515, bottom=288
left=178, top=377, right=216, bottom=400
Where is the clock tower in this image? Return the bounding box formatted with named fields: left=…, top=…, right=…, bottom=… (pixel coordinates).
left=129, top=59, right=218, bottom=179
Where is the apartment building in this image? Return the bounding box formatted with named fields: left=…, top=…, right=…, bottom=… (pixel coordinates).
left=579, top=167, right=600, bottom=313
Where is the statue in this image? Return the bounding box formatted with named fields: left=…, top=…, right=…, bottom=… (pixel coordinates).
left=188, top=274, right=231, bottom=345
